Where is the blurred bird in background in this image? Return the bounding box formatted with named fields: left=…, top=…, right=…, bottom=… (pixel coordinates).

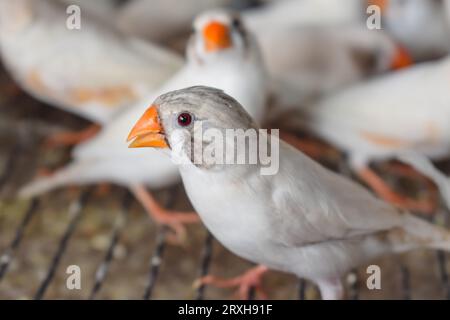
left=259, top=26, right=412, bottom=109
left=291, top=56, right=450, bottom=214
left=0, top=0, right=182, bottom=145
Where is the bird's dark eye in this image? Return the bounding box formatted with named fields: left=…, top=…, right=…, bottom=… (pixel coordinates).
left=177, top=112, right=193, bottom=127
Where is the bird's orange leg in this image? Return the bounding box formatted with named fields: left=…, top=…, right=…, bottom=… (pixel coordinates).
left=383, top=162, right=440, bottom=205
left=383, top=162, right=431, bottom=181
left=194, top=265, right=269, bottom=300
left=279, top=131, right=339, bottom=160
left=130, top=184, right=199, bottom=243
left=357, top=167, right=437, bottom=214
left=44, top=124, right=101, bottom=148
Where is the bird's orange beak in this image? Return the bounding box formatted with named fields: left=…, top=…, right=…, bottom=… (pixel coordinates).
left=203, top=21, right=232, bottom=52
left=127, top=105, right=168, bottom=148
left=367, top=0, right=389, bottom=14
left=390, top=45, right=413, bottom=70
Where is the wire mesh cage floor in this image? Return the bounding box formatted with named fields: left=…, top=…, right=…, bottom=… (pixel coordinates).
left=0, top=66, right=450, bottom=300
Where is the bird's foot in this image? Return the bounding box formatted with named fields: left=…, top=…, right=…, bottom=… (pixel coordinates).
left=358, top=167, right=438, bottom=214
left=317, top=278, right=344, bottom=300
left=194, top=265, right=269, bottom=300
left=131, top=185, right=200, bottom=244
left=44, top=124, right=100, bottom=148
left=155, top=209, right=200, bottom=244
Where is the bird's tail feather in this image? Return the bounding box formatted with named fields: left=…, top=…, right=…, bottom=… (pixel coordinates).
left=396, top=153, right=450, bottom=211
left=18, top=162, right=89, bottom=198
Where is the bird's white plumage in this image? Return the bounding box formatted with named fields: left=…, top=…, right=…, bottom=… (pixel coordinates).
left=306, top=57, right=450, bottom=163
left=299, top=56, right=450, bottom=210
left=180, top=141, right=412, bottom=279
left=258, top=26, right=405, bottom=109
left=238, top=1, right=406, bottom=109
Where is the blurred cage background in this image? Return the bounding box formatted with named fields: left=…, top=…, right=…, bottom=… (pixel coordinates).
left=0, top=0, right=450, bottom=300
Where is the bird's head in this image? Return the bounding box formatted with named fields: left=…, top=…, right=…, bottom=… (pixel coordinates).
left=366, top=0, right=414, bottom=70
left=353, top=29, right=413, bottom=72
left=127, top=86, right=258, bottom=168
left=188, top=9, right=252, bottom=62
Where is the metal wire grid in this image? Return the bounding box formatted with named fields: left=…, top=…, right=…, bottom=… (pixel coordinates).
left=0, top=87, right=450, bottom=300
left=0, top=124, right=213, bottom=299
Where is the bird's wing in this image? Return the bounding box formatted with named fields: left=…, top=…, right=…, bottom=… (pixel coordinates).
left=265, top=142, right=404, bottom=247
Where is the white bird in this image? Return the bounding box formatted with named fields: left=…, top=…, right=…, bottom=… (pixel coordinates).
left=127, top=85, right=450, bottom=300
left=240, top=0, right=413, bottom=108
left=0, top=0, right=182, bottom=125
left=18, top=10, right=268, bottom=241
left=297, top=56, right=450, bottom=214
left=369, top=0, right=450, bottom=61
left=258, top=25, right=412, bottom=109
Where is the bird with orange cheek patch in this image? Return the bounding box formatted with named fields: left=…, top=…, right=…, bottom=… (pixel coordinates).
left=368, top=0, right=450, bottom=61
left=18, top=10, right=268, bottom=242
left=288, top=56, right=450, bottom=215
left=0, top=0, right=182, bottom=145
left=128, top=85, right=450, bottom=300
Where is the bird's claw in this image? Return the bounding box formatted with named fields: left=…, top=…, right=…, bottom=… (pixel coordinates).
left=193, top=265, right=269, bottom=300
